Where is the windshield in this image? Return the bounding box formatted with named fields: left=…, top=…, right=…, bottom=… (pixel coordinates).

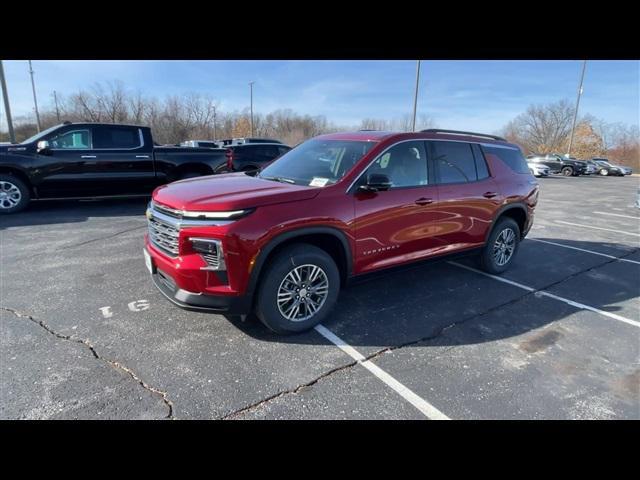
left=20, top=124, right=64, bottom=145
left=258, top=139, right=376, bottom=187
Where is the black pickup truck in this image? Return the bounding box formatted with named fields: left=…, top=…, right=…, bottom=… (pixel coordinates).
left=0, top=122, right=273, bottom=213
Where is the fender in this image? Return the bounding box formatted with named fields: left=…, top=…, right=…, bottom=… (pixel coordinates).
left=245, top=226, right=353, bottom=298
left=485, top=202, right=528, bottom=242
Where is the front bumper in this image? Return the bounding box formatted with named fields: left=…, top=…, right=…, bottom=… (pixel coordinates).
left=145, top=241, right=252, bottom=315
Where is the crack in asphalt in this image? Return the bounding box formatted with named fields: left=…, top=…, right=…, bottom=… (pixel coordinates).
left=221, top=247, right=640, bottom=419
left=1, top=306, right=175, bottom=420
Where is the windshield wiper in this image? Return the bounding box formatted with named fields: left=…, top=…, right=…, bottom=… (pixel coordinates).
left=259, top=175, right=296, bottom=184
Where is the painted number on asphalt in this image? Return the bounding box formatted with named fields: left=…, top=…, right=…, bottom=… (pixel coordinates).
left=99, top=300, right=150, bottom=318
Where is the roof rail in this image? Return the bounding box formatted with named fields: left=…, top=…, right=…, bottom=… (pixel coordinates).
left=420, top=129, right=506, bottom=142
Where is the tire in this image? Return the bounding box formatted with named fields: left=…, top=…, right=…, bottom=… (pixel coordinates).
left=255, top=243, right=340, bottom=334
left=478, top=217, right=521, bottom=274
left=561, top=166, right=574, bottom=176
left=0, top=174, right=30, bottom=214
left=599, top=169, right=608, bottom=176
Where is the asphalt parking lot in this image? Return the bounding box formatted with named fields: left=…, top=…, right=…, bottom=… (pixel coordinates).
left=1, top=174, right=639, bottom=420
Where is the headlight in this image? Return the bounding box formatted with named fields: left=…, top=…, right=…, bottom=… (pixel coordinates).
left=182, top=209, right=250, bottom=220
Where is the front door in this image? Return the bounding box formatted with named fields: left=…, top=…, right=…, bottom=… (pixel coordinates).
left=353, top=140, right=441, bottom=274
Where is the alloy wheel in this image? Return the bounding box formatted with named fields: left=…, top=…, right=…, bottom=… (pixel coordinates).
left=493, top=228, right=516, bottom=266
left=0, top=181, right=22, bottom=210
left=277, top=264, right=329, bottom=322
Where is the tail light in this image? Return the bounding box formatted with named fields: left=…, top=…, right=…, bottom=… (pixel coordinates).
left=225, top=148, right=234, bottom=171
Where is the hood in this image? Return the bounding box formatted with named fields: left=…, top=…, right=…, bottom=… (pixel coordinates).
left=153, top=172, right=322, bottom=211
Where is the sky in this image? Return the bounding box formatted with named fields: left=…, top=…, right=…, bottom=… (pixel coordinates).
left=1, top=60, right=638, bottom=133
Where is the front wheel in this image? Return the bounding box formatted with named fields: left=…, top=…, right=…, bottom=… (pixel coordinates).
left=255, top=244, right=340, bottom=334
left=478, top=217, right=521, bottom=274
left=599, top=169, right=608, bottom=176
left=0, top=174, right=30, bottom=214
left=561, top=166, right=574, bottom=176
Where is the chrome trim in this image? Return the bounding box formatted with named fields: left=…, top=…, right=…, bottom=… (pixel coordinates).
left=190, top=237, right=226, bottom=271
left=49, top=127, right=145, bottom=151
left=148, top=207, right=234, bottom=229
left=81, top=155, right=97, bottom=159
left=150, top=200, right=247, bottom=221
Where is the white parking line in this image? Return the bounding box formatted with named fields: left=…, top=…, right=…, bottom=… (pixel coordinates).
left=449, top=262, right=640, bottom=329
left=554, top=220, right=640, bottom=237
left=314, top=324, right=450, bottom=420
left=527, top=238, right=640, bottom=265
left=593, top=211, right=640, bottom=221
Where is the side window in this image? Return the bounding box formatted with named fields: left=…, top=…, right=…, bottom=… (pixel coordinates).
left=93, top=127, right=141, bottom=149
left=432, top=141, right=477, bottom=184
left=482, top=145, right=529, bottom=174
left=278, top=146, right=290, bottom=156
left=49, top=130, right=91, bottom=149
left=471, top=143, right=490, bottom=179
left=366, top=141, right=428, bottom=188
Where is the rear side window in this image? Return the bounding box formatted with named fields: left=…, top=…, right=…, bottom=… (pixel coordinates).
left=482, top=145, right=529, bottom=174
left=94, top=127, right=142, bottom=149
left=471, top=144, right=490, bottom=179
left=431, top=141, right=478, bottom=184
left=277, top=146, right=291, bottom=156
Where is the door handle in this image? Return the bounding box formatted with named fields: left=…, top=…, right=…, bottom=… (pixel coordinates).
left=483, top=192, right=498, bottom=198
left=81, top=155, right=97, bottom=159
left=415, top=197, right=434, bottom=205
left=135, top=155, right=150, bottom=159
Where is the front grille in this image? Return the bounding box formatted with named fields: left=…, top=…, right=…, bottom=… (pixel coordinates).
left=148, top=216, right=179, bottom=256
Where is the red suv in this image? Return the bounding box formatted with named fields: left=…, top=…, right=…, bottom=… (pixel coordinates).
left=144, top=129, right=538, bottom=334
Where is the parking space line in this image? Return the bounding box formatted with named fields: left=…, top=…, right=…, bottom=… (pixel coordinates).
left=593, top=211, right=640, bottom=220
left=527, top=238, right=640, bottom=265
left=448, top=262, right=640, bottom=329
left=314, top=325, right=451, bottom=420
left=554, top=220, right=640, bottom=237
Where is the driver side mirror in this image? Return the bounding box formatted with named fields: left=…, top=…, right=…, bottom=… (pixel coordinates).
left=358, top=173, right=392, bottom=192
left=36, top=140, right=51, bottom=154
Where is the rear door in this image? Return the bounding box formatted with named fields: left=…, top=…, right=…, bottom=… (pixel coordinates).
left=353, top=140, right=441, bottom=274
left=92, top=125, right=155, bottom=195
left=431, top=141, right=502, bottom=251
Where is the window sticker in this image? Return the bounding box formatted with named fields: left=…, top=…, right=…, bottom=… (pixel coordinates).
left=379, top=152, right=391, bottom=168
left=309, top=177, right=329, bottom=187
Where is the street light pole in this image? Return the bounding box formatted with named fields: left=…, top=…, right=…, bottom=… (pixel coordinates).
left=0, top=60, right=16, bottom=143
left=213, top=105, right=217, bottom=141
left=249, top=81, right=255, bottom=137
left=28, top=60, right=42, bottom=132
left=411, top=60, right=421, bottom=132
left=567, top=60, right=587, bottom=158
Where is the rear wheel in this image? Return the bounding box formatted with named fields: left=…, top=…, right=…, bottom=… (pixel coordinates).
left=561, top=166, right=574, bottom=176
left=478, top=217, right=521, bottom=274
left=0, top=174, right=30, bottom=214
left=178, top=171, right=202, bottom=180
left=255, top=244, right=340, bottom=334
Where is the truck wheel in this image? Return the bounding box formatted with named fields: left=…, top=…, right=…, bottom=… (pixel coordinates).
left=561, top=166, right=574, bottom=176
left=178, top=172, right=201, bottom=180
left=0, top=174, right=30, bottom=214
left=255, top=244, right=340, bottom=334
left=478, top=217, right=521, bottom=274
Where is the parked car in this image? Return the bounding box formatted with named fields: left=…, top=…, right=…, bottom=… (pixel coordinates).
left=526, top=153, right=587, bottom=176
left=223, top=142, right=291, bottom=173
left=527, top=162, right=550, bottom=177
left=592, top=159, right=626, bottom=176
left=0, top=123, right=290, bottom=214
left=591, top=158, right=632, bottom=175
left=180, top=140, right=222, bottom=148
left=144, top=128, right=539, bottom=334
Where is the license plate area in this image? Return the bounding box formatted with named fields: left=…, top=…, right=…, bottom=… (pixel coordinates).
left=143, top=248, right=154, bottom=274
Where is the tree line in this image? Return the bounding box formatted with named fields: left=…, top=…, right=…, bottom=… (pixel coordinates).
left=1, top=81, right=638, bottom=168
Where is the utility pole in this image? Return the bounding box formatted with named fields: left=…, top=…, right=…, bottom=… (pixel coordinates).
left=212, top=105, right=217, bottom=140
left=0, top=60, right=16, bottom=143
left=567, top=60, right=587, bottom=158
left=28, top=60, right=42, bottom=132
left=249, top=81, right=255, bottom=137
left=53, top=90, right=61, bottom=122
left=411, top=60, right=421, bottom=132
